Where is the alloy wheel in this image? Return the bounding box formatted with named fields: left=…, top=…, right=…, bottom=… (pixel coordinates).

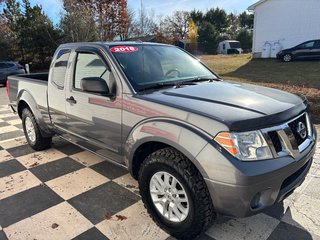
left=25, top=116, right=36, bottom=143
left=149, top=171, right=189, bottom=223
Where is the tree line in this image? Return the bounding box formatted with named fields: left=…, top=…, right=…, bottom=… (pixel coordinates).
left=0, top=0, right=253, bottom=68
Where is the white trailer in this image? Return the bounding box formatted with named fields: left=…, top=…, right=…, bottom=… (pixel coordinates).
left=217, top=40, right=243, bottom=54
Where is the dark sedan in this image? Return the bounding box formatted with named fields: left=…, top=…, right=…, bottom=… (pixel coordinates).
left=277, top=40, right=320, bottom=62
left=0, top=62, right=25, bottom=85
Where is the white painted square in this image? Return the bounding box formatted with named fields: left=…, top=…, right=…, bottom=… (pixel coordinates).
left=0, top=137, right=27, bottom=149
left=7, top=119, right=22, bottom=126
left=70, top=151, right=104, bottom=167
left=206, top=214, right=280, bottom=240
left=4, top=202, right=93, bottom=240
left=96, top=201, right=169, bottom=240
left=0, top=170, right=41, bottom=200
left=16, top=149, right=66, bottom=168
left=46, top=168, right=109, bottom=200
left=0, top=126, right=19, bottom=134
left=0, top=150, right=13, bottom=163
left=282, top=194, right=320, bottom=236
left=0, top=113, right=16, bottom=119
left=113, top=173, right=139, bottom=195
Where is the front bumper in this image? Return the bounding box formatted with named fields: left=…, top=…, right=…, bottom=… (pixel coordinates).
left=197, top=130, right=316, bottom=218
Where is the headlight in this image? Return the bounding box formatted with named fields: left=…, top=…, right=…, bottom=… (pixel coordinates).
left=214, top=131, right=273, bottom=161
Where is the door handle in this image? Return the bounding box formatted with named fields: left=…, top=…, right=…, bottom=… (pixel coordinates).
left=66, top=96, right=77, bottom=104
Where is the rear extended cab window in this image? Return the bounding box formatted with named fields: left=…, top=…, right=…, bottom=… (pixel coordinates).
left=51, top=49, right=71, bottom=88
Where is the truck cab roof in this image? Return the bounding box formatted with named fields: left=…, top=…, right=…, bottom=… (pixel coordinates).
left=58, top=41, right=170, bottom=49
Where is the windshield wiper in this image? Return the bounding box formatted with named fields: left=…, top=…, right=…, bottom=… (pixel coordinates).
left=138, top=81, right=197, bottom=92
left=137, top=77, right=221, bottom=93
left=179, top=76, right=221, bottom=84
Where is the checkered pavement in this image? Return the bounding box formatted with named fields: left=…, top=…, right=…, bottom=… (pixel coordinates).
left=0, top=104, right=319, bottom=240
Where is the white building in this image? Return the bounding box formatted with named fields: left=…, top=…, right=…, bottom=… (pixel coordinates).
left=248, top=0, right=320, bottom=58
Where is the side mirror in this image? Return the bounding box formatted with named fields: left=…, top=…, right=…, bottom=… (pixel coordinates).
left=80, top=77, right=112, bottom=97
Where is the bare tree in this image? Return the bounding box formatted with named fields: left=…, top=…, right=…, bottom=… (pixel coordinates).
left=164, top=11, right=190, bottom=40
left=60, top=0, right=98, bottom=42
left=85, top=0, right=129, bottom=41
left=117, top=0, right=129, bottom=40
left=118, top=8, right=135, bottom=40
left=133, top=8, right=158, bottom=37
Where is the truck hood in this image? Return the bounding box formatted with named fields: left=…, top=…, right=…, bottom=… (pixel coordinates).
left=137, top=81, right=307, bottom=131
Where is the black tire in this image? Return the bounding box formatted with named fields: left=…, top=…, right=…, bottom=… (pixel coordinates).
left=139, top=147, right=215, bottom=240
left=21, top=108, right=52, bottom=150
left=283, top=53, right=292, bottom=62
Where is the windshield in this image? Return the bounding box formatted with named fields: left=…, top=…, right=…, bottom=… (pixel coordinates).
left=229, top=42, right=241, bottom=48
left=109, top=45, right=217, bottom=91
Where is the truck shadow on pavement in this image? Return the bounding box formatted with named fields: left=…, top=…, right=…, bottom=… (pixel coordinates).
left=202, top=201, right=314, bottom=240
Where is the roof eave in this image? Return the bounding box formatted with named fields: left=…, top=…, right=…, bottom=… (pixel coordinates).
left=247, top=0, right=268, bottom=11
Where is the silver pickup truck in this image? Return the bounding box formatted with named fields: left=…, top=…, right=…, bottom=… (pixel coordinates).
left=7, top=42, right=317, bottom=240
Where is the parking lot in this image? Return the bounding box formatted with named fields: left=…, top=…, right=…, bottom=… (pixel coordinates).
left=0, top=86, right=319, bottom=240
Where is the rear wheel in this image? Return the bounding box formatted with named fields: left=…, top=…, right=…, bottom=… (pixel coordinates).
left=22, top=108, right=52, bottom=150
left=139, top=147, right=215, bottom=240
left=283, top=54, right=292, bottom=62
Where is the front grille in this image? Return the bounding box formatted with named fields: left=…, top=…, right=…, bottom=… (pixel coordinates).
left=288, top=114, right=308, bottom=146
left=263, top=113, right=312, bottom=159
left=268, top=131, right=282, bottom=153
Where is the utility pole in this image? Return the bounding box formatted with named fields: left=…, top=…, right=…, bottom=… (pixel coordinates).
left=140, top=0, right=144, bottom=35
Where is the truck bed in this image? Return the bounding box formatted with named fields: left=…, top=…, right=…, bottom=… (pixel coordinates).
left=7, top=73, right=49, bottom=113
left=13, top=73, right=49, bottom=82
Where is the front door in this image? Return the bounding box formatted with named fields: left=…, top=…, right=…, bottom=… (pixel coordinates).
left=312, top=40, right=320, bottom=58
left=65, top=47, right=122, bottom=162
left=294, top=41, right=315, bottom=59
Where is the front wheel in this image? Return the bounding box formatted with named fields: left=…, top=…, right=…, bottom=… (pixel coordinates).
left=283, top=54, right=292, bottom=62
left=22, top=108, right=52, bottom=150
left=139, top=147, right=215, bottom=240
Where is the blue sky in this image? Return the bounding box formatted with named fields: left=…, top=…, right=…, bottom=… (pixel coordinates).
left=4, top=0, right=258, bottom=25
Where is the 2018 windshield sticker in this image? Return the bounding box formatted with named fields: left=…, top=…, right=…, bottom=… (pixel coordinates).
left=110, top=46, right=138, bottom=53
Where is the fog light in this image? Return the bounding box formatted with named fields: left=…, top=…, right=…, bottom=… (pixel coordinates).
left=250, top=192, right=261, bottom=209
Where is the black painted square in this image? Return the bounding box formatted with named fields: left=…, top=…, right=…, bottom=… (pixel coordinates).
left=14, top=124, right=23, bottom=129
left=267, top=222, right=313, bottom=240
left=54, top=143, right=83, bottom=156
left=68, top=182, right=140, bottom=224
left=0, top=131, right=24, bottom=141
left=6, top=144, right=35, bottom=158
left=90, top=161, right=127, bottom=180
left=166, top=234, right=216, bottom=240
left=0, top=122, right=10, bottom=128
left=0, top=231, right=8, bottom=240
left=0, top=159, right=26, bottom=178
left=72, top=227, right=109, bottom=240
left=0, top=185, right=63, bottom=227
left=30, top=157, right=85, bottom=182
left=1, top=116, right=19, bottom=121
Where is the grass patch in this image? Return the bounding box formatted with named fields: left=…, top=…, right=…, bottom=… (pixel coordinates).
left=200, top=54, right=320, bottom=123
